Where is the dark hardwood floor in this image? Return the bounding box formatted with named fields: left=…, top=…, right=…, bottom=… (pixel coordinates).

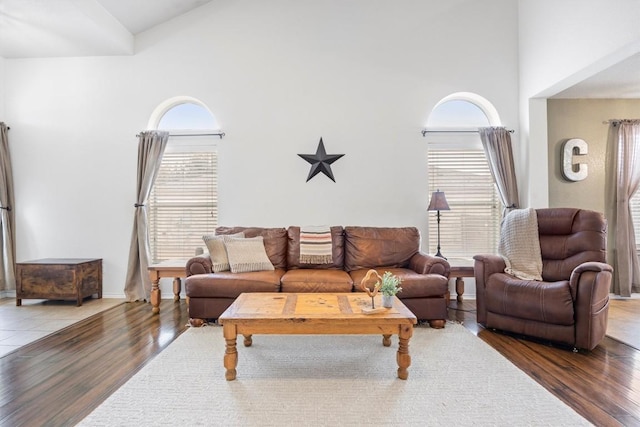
left=1, top=298, right=639, bottom=426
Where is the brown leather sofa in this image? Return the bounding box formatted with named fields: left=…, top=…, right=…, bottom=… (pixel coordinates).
left=185, top=226, right=451, bottom=327
left=473, top=208, right=612, bottom=351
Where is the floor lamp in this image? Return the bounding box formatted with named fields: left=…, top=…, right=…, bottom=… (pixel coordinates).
left=427, top=189, right=450, bottom=259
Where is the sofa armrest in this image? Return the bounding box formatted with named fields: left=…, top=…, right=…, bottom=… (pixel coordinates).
left=409, top=252, right=450, bottom=277
left=570, top=261, right=613, bottom=350
left=186, top=255, right=213, bottom=277
left=472, top=254, right=506, bottom=325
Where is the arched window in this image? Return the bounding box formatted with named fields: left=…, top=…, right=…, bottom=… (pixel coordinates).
left=425, top=93, right=502, bottom=258
left=148, top=97, right=220, bottom=262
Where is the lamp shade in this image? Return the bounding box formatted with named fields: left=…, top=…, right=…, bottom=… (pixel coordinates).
left=427, top=190, right=450, bottom=211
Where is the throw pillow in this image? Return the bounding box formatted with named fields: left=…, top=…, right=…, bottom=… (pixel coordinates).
left=203, top=232, right=244, bottom=272
left=225, top=236, right=275, bottom=273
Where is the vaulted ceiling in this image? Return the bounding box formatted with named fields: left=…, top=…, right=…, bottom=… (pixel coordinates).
left=0, top=0, right=213, bottom=57
left=0, top=0, right=638, bottom=98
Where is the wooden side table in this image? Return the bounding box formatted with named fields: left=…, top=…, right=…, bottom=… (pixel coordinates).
left=147, top=259, right=188, bottom=314
left=16, top=258, right=102, bottom=306
left=447, top=258, right=474, bottom=302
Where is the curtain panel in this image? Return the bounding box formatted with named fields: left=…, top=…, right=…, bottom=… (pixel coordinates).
left=479, top=127, right=520, bottom=217
left=124, top=131, right=169, bottom=301
left=0, top=123, right=16, bottom=292
left=605, top=120, right=640, bottom=296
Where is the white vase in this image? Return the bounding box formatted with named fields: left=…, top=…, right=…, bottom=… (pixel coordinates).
left=381, top=294, right=394, bottom=308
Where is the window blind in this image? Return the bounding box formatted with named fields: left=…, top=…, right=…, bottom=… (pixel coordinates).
left=148, top=151, right=217, bottom=263
left=427, top=148, right=501, bottom=257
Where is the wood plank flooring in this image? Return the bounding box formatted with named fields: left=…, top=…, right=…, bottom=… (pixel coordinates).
left=1, top=298, right=640, bottom=426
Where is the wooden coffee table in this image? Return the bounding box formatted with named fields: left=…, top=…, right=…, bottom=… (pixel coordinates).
left=218, top=292, right=417, bottom=381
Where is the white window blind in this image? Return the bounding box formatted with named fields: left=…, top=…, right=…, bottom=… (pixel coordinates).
left=148, top=149, right=217, bottom=263
left=427, top=148, right=501, bottom=257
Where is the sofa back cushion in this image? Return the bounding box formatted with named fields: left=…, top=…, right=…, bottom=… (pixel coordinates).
left=286, top=226, right=345, bottom=269
left=215, top=227, right=288, bottom=269
left=344, top=226, right=419, bottom=272
left=536, top=208, right=607, bottom=282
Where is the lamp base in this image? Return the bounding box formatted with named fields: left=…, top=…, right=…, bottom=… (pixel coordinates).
left=434, top=249, right=447, bottom=260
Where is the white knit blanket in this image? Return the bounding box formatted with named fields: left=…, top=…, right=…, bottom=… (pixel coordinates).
left=498, top=208, right=543, bottom=281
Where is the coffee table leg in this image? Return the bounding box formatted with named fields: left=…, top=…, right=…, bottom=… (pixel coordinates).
left=397, top=325, right=413, bottom=380
left=382, top=334, right=391, bottom=347
left=223, top=324, right=238, bottom=381
left=243, top=334, right=253, bottom=347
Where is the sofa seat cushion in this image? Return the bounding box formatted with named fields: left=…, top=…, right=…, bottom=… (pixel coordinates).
left=185, top=269, right=284, bottom=299
left=349, top=268, right=448, bottom=298
left=485, top=273, right=575, bottom=325
left=280, top=269, right=353, bottom=293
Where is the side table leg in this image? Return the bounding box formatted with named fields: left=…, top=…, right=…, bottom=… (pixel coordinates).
left=382, top=334, right=392, bottom=347
left=397, top=324, right=413, bottom=380
left=150, top=278, right=161, bottom=314
left=456, top=277, right=464, bottom=302
left=223, top=324, right=238, bottom=381
left=173, top=277, right=181, bottom=302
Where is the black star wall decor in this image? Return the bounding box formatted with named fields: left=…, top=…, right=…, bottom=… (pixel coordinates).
left=298, top=137, right=345, bottom=182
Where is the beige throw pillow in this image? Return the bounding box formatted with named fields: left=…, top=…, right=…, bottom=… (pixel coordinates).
left=225, top=236, right=275, bottom=273
left=203, top=232, right=244, bottom=272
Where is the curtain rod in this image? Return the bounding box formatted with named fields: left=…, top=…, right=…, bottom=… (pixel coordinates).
left=421, top=129, right=514, bottom=136
left=136, top=131, right=225, bottom=138
left=602, top=120, right=640, bottom=124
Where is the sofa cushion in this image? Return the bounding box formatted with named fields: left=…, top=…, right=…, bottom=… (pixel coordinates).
left=202, top=232, right=244, bottom=272
left=344, top=227, right=419, bottom=272
left=225, top=236, right=275, bottom=273
left=216, top=227, right=288, bottom=269
left=287, top=226, right=345, bottom=269
left=485, top=273, right=575, bottom=325
left=280, top=269, right=353, bottom=293
left=349, top=268, right=448, bottom=298
left=185, top=270, right=285, bottom=299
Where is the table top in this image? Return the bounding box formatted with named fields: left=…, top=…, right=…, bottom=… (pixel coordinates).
left=219, top=292, right=417, bottom=324
left=148, top=259, right=189, bottom=271
left=17, top=258, right=101, bottom=265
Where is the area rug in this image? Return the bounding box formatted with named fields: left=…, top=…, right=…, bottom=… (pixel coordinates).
left=78, top=323, right=591, bottom=426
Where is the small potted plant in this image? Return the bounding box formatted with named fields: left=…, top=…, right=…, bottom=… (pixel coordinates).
left=379, top=271, right=402, bottom=308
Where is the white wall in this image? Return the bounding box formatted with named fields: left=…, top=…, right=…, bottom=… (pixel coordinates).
left=518, top=0, right=640, bottom=208
left=5, top=0, right=519, bottom=299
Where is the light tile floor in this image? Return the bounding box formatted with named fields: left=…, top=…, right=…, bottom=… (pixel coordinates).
left=0, top=297, right=124, bottom=357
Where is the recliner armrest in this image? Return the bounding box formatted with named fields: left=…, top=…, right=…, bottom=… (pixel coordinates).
left=472, top=254, right=506, bottom=277
left=570, top=261, right=613, bottom=350
left=186, top=255, right=213, bottom=276
left=569, top=261, right=613, bottom=299
left=409, top=252, right=450, bottom=277
left=472, top=254, right=506, bottom=325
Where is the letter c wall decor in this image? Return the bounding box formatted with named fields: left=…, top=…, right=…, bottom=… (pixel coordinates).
left=561, top=138, right=588, bottom=182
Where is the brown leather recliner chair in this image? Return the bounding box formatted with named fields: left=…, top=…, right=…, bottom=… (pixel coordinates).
left=473, top=208, right=613, bottom=351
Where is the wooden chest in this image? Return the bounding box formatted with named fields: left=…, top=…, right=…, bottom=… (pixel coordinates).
left=16, top=258, right=102, bottom=306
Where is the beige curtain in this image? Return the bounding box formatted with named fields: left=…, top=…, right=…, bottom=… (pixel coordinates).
left=479, top=127, right=520, bottom=216
left=605, top=120, right=640, bottom=296
left=124, top=131, right=169, bottom=301
left=0, top=123, right=16, bottom=292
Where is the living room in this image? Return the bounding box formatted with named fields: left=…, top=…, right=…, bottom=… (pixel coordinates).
left=1, top=0, right=640, bottom=425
